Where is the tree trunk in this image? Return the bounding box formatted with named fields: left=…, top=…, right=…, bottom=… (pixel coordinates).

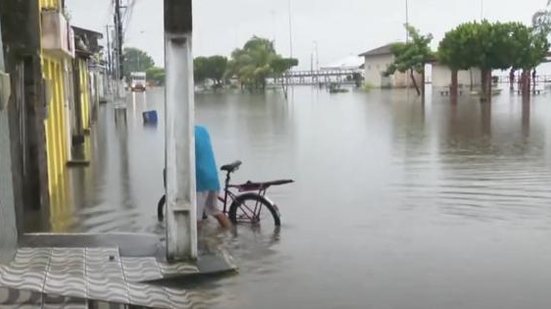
left=521, top=70, right=531, bottom=97
left=532, top=69, right=536, bottom=93
left=421, top=68, right=425, bottom=99
left=480, top=69, right=492, bottom=102
left=509, top=68, right=515, bottom=91
left=450, top=69, right=458, bottom=101
left=410, top=69, right=421, bottom=96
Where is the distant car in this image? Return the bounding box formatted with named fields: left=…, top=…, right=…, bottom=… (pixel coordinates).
left=130, top=72, right=147, bottom=92
left=131, top=82, right=146, bottom=92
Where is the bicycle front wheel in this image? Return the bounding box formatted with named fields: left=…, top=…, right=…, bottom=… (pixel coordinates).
left=228, top=193, right=281, bottom=227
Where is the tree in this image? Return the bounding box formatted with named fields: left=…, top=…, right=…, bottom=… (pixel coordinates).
left=270, top=57, right=299, bottom=76
left=438, top=23, right=474, bottom=98
left=193, top=56, right=228, bottom=89
left=122, top=47, right=155, bottom=80
left=439, top=21, right=549, bottom=101
left=385, top=25, right=433, bottom=97
left=205, top=56, right=228, bottom=86
left=509, top=23, right=550, bottom=94
left=533, top=0, right=551, bottom=34
left=270, top=57, right=299, bottom=97
left=194, top=56, right=208, bottom=85
left=226, top=36, right=298, bottom=90
left=146, top=67, right=165, bottom=86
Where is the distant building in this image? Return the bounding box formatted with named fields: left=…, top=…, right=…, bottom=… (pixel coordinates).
left=431, top=62, right=481, bottom=90
left=71, top=26, right=104, bottom=148
left=320, top=55, right=364, bottom=71
left=359, top=43, right=422, bottom=88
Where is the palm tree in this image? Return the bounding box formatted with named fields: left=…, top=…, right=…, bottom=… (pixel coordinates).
left=533, top=0, right=551, bottom=32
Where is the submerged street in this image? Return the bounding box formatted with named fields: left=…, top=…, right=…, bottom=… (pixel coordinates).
left=23, top=87, right=551, bottom=308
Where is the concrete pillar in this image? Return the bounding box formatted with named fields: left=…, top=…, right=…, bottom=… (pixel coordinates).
left=164, top=0, right=197, bottom=261
left=0, top=20, right=18, bottom=263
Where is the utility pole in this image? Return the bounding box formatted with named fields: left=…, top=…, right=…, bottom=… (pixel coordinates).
left=114, top=0, right=124, bottom=81
left=288, top=0, right=293, bottom=58
left=164, top=0, right=197, bottom=261
left=106, top=25, right=112, bottom=78
left=405, top=0, right=409, bottom=43
left=314, top=41, right=319, bottom=71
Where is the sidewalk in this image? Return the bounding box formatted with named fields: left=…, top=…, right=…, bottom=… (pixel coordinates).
left=0, top=233, right=237, bottom=308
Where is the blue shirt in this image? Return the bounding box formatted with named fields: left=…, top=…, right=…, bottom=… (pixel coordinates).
left=195, top=125, right=221, bottom=192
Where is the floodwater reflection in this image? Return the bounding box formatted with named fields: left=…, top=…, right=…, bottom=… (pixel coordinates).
left=25, top=87, right=551, bottom=309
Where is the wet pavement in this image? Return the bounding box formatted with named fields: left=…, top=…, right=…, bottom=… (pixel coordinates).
left=24, top=86, right=551, bottom=308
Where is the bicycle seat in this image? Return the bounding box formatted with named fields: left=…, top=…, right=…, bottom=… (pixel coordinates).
left=221, top=160, right=242, bottom=173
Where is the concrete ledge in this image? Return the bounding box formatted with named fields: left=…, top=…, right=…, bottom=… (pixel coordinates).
left=20, top=233, right=163, bottom=258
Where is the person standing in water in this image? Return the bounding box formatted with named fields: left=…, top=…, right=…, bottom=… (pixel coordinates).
left=195, top=125, right=232, bottom=229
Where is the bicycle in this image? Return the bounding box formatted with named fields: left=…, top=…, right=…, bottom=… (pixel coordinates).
left=157, top=161, right=293, bottom=227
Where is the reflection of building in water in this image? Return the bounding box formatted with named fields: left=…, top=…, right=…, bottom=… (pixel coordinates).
left=114, top=107, right=128, bottom=128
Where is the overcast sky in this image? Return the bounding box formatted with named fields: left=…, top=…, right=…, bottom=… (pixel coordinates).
left=68, top=0, right=547, bottom=69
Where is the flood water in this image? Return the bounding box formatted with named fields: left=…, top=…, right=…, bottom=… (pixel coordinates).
left=28, top=86, right=551, bottom=308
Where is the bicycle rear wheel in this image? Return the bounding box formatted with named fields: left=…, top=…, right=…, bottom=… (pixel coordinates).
left=228, top=193, right=281, bottom=227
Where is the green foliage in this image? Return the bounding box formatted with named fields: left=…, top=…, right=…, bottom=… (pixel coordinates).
left=271, top=58, right=299, bottom=76
left=438, top=21, right=550, bottom=100
left=438, top=21, right=549, bottom=71
left=123, top=47, right=155, bottom=80
left=194, top=56, right=208, bottom=84
left=385, top=25, right=433, bottom=76
left=194, top=56, right=228, bottom=86
left=533, top=0, right=551, bottom=34
left=362, top=82, right=375, bottom=92
left=146, top=67, right=165, bottom=86
left=509, top=23, right=550, bottom=70
left=205, top=56, right=228, bottom=84
left=226, top=36, right=298, bottom=89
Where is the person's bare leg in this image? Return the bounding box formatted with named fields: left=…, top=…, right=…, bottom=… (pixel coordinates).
left=213, top=213, right=232, bottom=229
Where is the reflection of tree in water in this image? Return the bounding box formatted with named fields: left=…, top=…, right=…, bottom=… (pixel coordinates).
left=441, top=99, right=494, bottom=156
left=480, top=102, right=492, bottom=137
left=391, top=98, right=427, bottom=160
left=521, top=96, right=530, bottom=138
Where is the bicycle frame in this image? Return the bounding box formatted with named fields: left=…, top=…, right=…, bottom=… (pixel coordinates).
left=219, top=171, right=270, bottom=220
left=158, top=163, right=292, bottom=224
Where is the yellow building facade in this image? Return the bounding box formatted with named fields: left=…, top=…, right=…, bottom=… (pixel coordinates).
left=39, top=0, right=93, bottom=231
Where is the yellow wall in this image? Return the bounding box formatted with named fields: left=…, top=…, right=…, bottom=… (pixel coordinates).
left=79, top=59, right=91, bottom=130
left=43, top=56, right=68, bottom=194
left=39, top=0, right=75, bottom=231
left=39, top=0, right=60, bottom=10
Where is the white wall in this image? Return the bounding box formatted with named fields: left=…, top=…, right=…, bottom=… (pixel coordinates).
left=364, top=54, right=393, bottom=87
left=363, top=55, right=422, bottom=88
left=432, top=64, right=481, bottom=89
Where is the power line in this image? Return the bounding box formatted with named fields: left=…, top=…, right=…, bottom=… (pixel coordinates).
left=102, top=0, right=114, bottom=26
left=123, top=0, right=137, bottom=38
